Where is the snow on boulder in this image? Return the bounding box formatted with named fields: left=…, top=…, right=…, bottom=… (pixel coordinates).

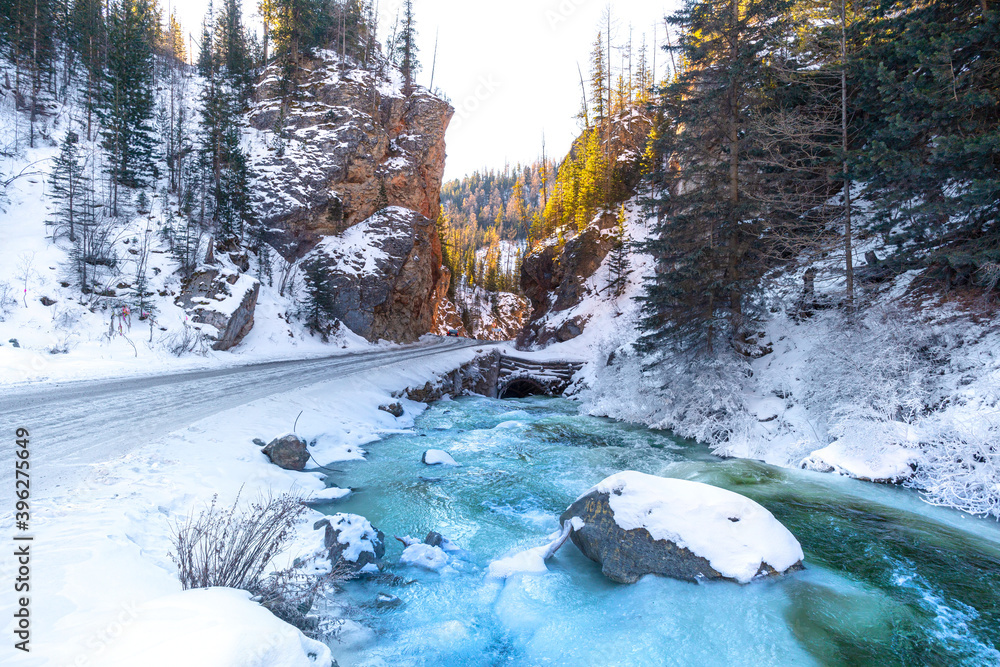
left=100, top=587, right=331, bottom=667
left=314, top=513, right=385, bottom=571
left=800, top=440, right=920, bottom=483
left=560, top=471, right=804, bottom=584
left=400, top=543, right=449, bottom=571
left=422, top=449, right=458, bottom=466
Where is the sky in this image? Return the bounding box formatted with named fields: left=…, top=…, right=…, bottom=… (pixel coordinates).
left=167, top=0, right=681, bottom=181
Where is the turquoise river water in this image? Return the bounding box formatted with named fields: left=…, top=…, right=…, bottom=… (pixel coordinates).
left=321, top=396, right=1000, bottom=667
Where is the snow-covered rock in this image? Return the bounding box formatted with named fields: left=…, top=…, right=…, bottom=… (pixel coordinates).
left=308, top=486, right=352, bottom=502
left=175, top=266, right=261, bottom=351
left=560, top=471, right=804, bottom=584
left=801, top=439, right=921, bottom=483
left=399, top=543, right=449, bottom=571
left=422, top=449, right=458, bottom=466
left=315, top=513, right=385, bottom=571
left=99, top=587, right=332, bottom=667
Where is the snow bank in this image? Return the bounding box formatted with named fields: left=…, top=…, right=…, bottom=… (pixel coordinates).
left=588, top=472, right=804, bottom=583
left=801, top=440, right=921, bottom=483
left=99, top=587, right=331, bottom=667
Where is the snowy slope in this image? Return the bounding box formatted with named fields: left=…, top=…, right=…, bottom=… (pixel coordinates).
left=511, top=191, right=1000, bottom=519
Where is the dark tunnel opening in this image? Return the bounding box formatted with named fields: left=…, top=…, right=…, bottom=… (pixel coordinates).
left=499, top=378, right=549, bottom=399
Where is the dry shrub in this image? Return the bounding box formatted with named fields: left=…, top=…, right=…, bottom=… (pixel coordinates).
left=169, top=492, right=353, bottom=636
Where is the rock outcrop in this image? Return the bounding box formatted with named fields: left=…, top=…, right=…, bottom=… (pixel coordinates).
left=175, top=264, right=260, bottom=351
left=246, top=53, right=453, bottom=343
left=517, top=214, right=616, bottom=348
left=298, top=207, right=440, bottom=341
left=560, top=472, right=804, bottom=584
left=516, top=107, right=652, bottom=350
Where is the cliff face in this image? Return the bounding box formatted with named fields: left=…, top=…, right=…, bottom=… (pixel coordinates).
left=517, top=213, right=617, bottom=349
left=248, top=53, right=454, bottom=342
left=516, top=108, right=652, bottom=350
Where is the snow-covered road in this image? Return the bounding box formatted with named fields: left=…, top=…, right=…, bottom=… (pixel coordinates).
left=0, top=337, right=485, bottom=494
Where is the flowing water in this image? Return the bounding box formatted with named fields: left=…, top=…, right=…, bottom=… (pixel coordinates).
left=320, top=396, right=1000, bottom=666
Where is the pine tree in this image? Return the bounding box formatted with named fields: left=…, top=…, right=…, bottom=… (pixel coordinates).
left=851, top=0, right=1000, bottom=286
left=589, top=32, right=608, bottom=124
left=640, top=0, right=794, bottom=355
left=69, top=0, right=107, bottom=140
left=301, top=258, right=338, bottom=340
left=100, top=0, right=158, bottom=211
left=606, top=204, right=631, bottom=297
left=397, top=0, right=419, bottom=95
left=50, top=131, right=86, bottom=242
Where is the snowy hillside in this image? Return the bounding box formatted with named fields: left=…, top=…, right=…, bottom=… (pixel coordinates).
left=512, top=192, right=1000, bottom=519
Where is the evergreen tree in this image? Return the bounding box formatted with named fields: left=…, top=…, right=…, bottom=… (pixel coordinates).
left=852, top=0, right=1000, bottom=286
left=606, top=204, right=631, bottom=297
left=50, top=131, right=86, bottom=242
left=100, top=0, right=158, bottom=211
left=397, top=0, right=419, bottom=95
left=640, top=0, right=794, bottom=356
left=301, top=258, right=338, bottom=340
left=68, top=0, right=107, bottom=140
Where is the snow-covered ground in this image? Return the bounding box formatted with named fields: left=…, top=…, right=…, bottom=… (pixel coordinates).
left=1, top=341, right=486, bottom=665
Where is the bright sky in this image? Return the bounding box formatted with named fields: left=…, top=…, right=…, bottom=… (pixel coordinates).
left=167, top=0, right=681, bottom=181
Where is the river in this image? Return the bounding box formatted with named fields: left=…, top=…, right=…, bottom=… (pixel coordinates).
left=321, top=395, right=1000, bottom=666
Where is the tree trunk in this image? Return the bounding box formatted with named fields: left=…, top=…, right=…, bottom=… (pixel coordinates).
left=841, top=0, right=855, bottom=314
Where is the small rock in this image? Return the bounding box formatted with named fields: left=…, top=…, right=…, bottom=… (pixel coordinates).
left=40, top=296, right=56, bottom=306
left=262, top=434, right=310, bottom=470
left=378, top=402, right=404, bottom=418
left=8, top=339, right=20, bottom=348
left=375, top=592, right=402, bottom=609
left=421, top=450, right=458, bottom=466
left=314, top=514, right=385, bottom=571
left=252, top=438, right=266, bottom=447
left=424, top=531, right=443, bottom=547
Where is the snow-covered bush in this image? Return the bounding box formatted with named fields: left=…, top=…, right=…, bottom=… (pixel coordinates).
left=164, top=323, right=210, bottom=356
left=0, top=280, right=14, bottom=320
left=170, top=493, right=353, bottom=636
left=913, top=420, right=1000, bottom=519
left=587, top=346, right=758, bottom=451
left=801, top=306, right=942, bottom=468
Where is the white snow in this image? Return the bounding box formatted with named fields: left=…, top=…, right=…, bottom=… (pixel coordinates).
left=98, top=587, right=332, bottom=667
left=399, top=543, right=450, bottom=571
left=486, top=517, right=583, bottom=579
left=581, top=471, right=804, bottom=583
left=325, top=513, right=382, bottom=562
left=422, top=449, right=459, bottom=466
left=802, top=437, right=921, bottom=483
left=1, top=339, right=485, bottom=665
left=309, top=486, right=352, bottom=501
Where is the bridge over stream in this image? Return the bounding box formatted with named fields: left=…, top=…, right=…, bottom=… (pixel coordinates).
left=495, top=354, right=585, bottom=399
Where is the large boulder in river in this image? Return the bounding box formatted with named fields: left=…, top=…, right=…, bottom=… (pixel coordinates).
left=314, top=513, right=385, bottom=571
left=261, top=434, right=310, bottom=471
left=560, top=471, right=804, bottom=584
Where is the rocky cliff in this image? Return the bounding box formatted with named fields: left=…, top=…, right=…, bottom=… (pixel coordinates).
left=247, top=53, right=454, bottom=342
left=517, top=213, right=617, bottom=348
left=516, top=108, right=652, bottom=350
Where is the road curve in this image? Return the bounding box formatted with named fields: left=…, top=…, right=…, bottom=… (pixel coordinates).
left=0, top=337, right=486, bottom=494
